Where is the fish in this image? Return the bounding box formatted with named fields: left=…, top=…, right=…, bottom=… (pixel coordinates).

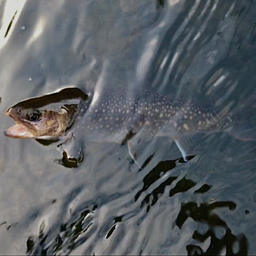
left=4, top=86, right=256, bottom=166
left=4, top=87, right=88, bottom=139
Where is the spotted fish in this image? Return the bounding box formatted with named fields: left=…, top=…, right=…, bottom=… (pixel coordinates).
left=4, top=87, right=256, bottom=166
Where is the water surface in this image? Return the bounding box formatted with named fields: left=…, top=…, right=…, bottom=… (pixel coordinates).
left=0, top=0, right=255, bottom=255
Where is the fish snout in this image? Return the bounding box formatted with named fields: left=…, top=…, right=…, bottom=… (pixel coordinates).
left=4, top=107, right=21, bottom=118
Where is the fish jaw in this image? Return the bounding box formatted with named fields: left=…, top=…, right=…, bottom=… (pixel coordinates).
left=4, top=123, right=35, bottom=138
left=4, top=109, right=36, bottom=139
left=4, top=109, right=66, bottom=140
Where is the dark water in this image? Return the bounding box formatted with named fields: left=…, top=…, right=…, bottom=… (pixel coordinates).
left=0, top=0, right=256, bottom=254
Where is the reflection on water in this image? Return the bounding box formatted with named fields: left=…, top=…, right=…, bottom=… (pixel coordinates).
left=178, top=201, right=248, bottom=255
left=21, top=159, right=248, bottom=255
left=0, top=0, right=255, bottom=255
left=135, top=157, right=197, bottom=208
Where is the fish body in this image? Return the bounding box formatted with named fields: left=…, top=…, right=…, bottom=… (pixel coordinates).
left=4, top=87, right=254, bottom=165
left=73, top=87, right=223, bottom=142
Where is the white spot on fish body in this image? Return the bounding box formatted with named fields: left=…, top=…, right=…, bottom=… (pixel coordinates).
left=206, top=118, right=211, bottom=125
left=183, top=124, right=189, bottom=130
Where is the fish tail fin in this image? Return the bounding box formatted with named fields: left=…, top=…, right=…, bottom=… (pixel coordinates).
left=229, top=119, right=256, bottom=142
left=227, top=95, right=256, bottom=142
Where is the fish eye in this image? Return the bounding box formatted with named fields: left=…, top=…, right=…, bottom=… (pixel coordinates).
left=27, top=111, right=41, bottom=122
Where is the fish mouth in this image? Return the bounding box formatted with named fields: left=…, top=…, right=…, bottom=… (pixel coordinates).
left=4, top=110, right=35, bottom=139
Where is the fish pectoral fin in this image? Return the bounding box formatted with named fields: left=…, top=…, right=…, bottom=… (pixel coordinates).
left=57, top=134, right=84, bottom=167
left=126, top=129, right=155, bottom=168
left=174, top=134, right=204, bottom=162
left=174, top=139, right=188, bottom=162
left=127, top=141, right=141, bottom=168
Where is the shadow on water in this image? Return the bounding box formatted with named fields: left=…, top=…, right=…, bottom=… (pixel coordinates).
left=19, top=154, right=248, bottom=255
left=135, top=158, right=248, bottom=255
left=135, top=156, right=197, bottom=207
left=25, top=187, right=98, bottom=255
left=178, top=201, right=248, bottom=256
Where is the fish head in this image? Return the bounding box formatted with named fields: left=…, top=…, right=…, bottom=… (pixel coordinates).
left=4, top=103, right=78, bottom=139
left=4, top=87, right=90, bottom=139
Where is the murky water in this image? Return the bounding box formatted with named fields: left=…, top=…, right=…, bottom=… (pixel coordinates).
left=0, top=0, right=256, bottom=255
